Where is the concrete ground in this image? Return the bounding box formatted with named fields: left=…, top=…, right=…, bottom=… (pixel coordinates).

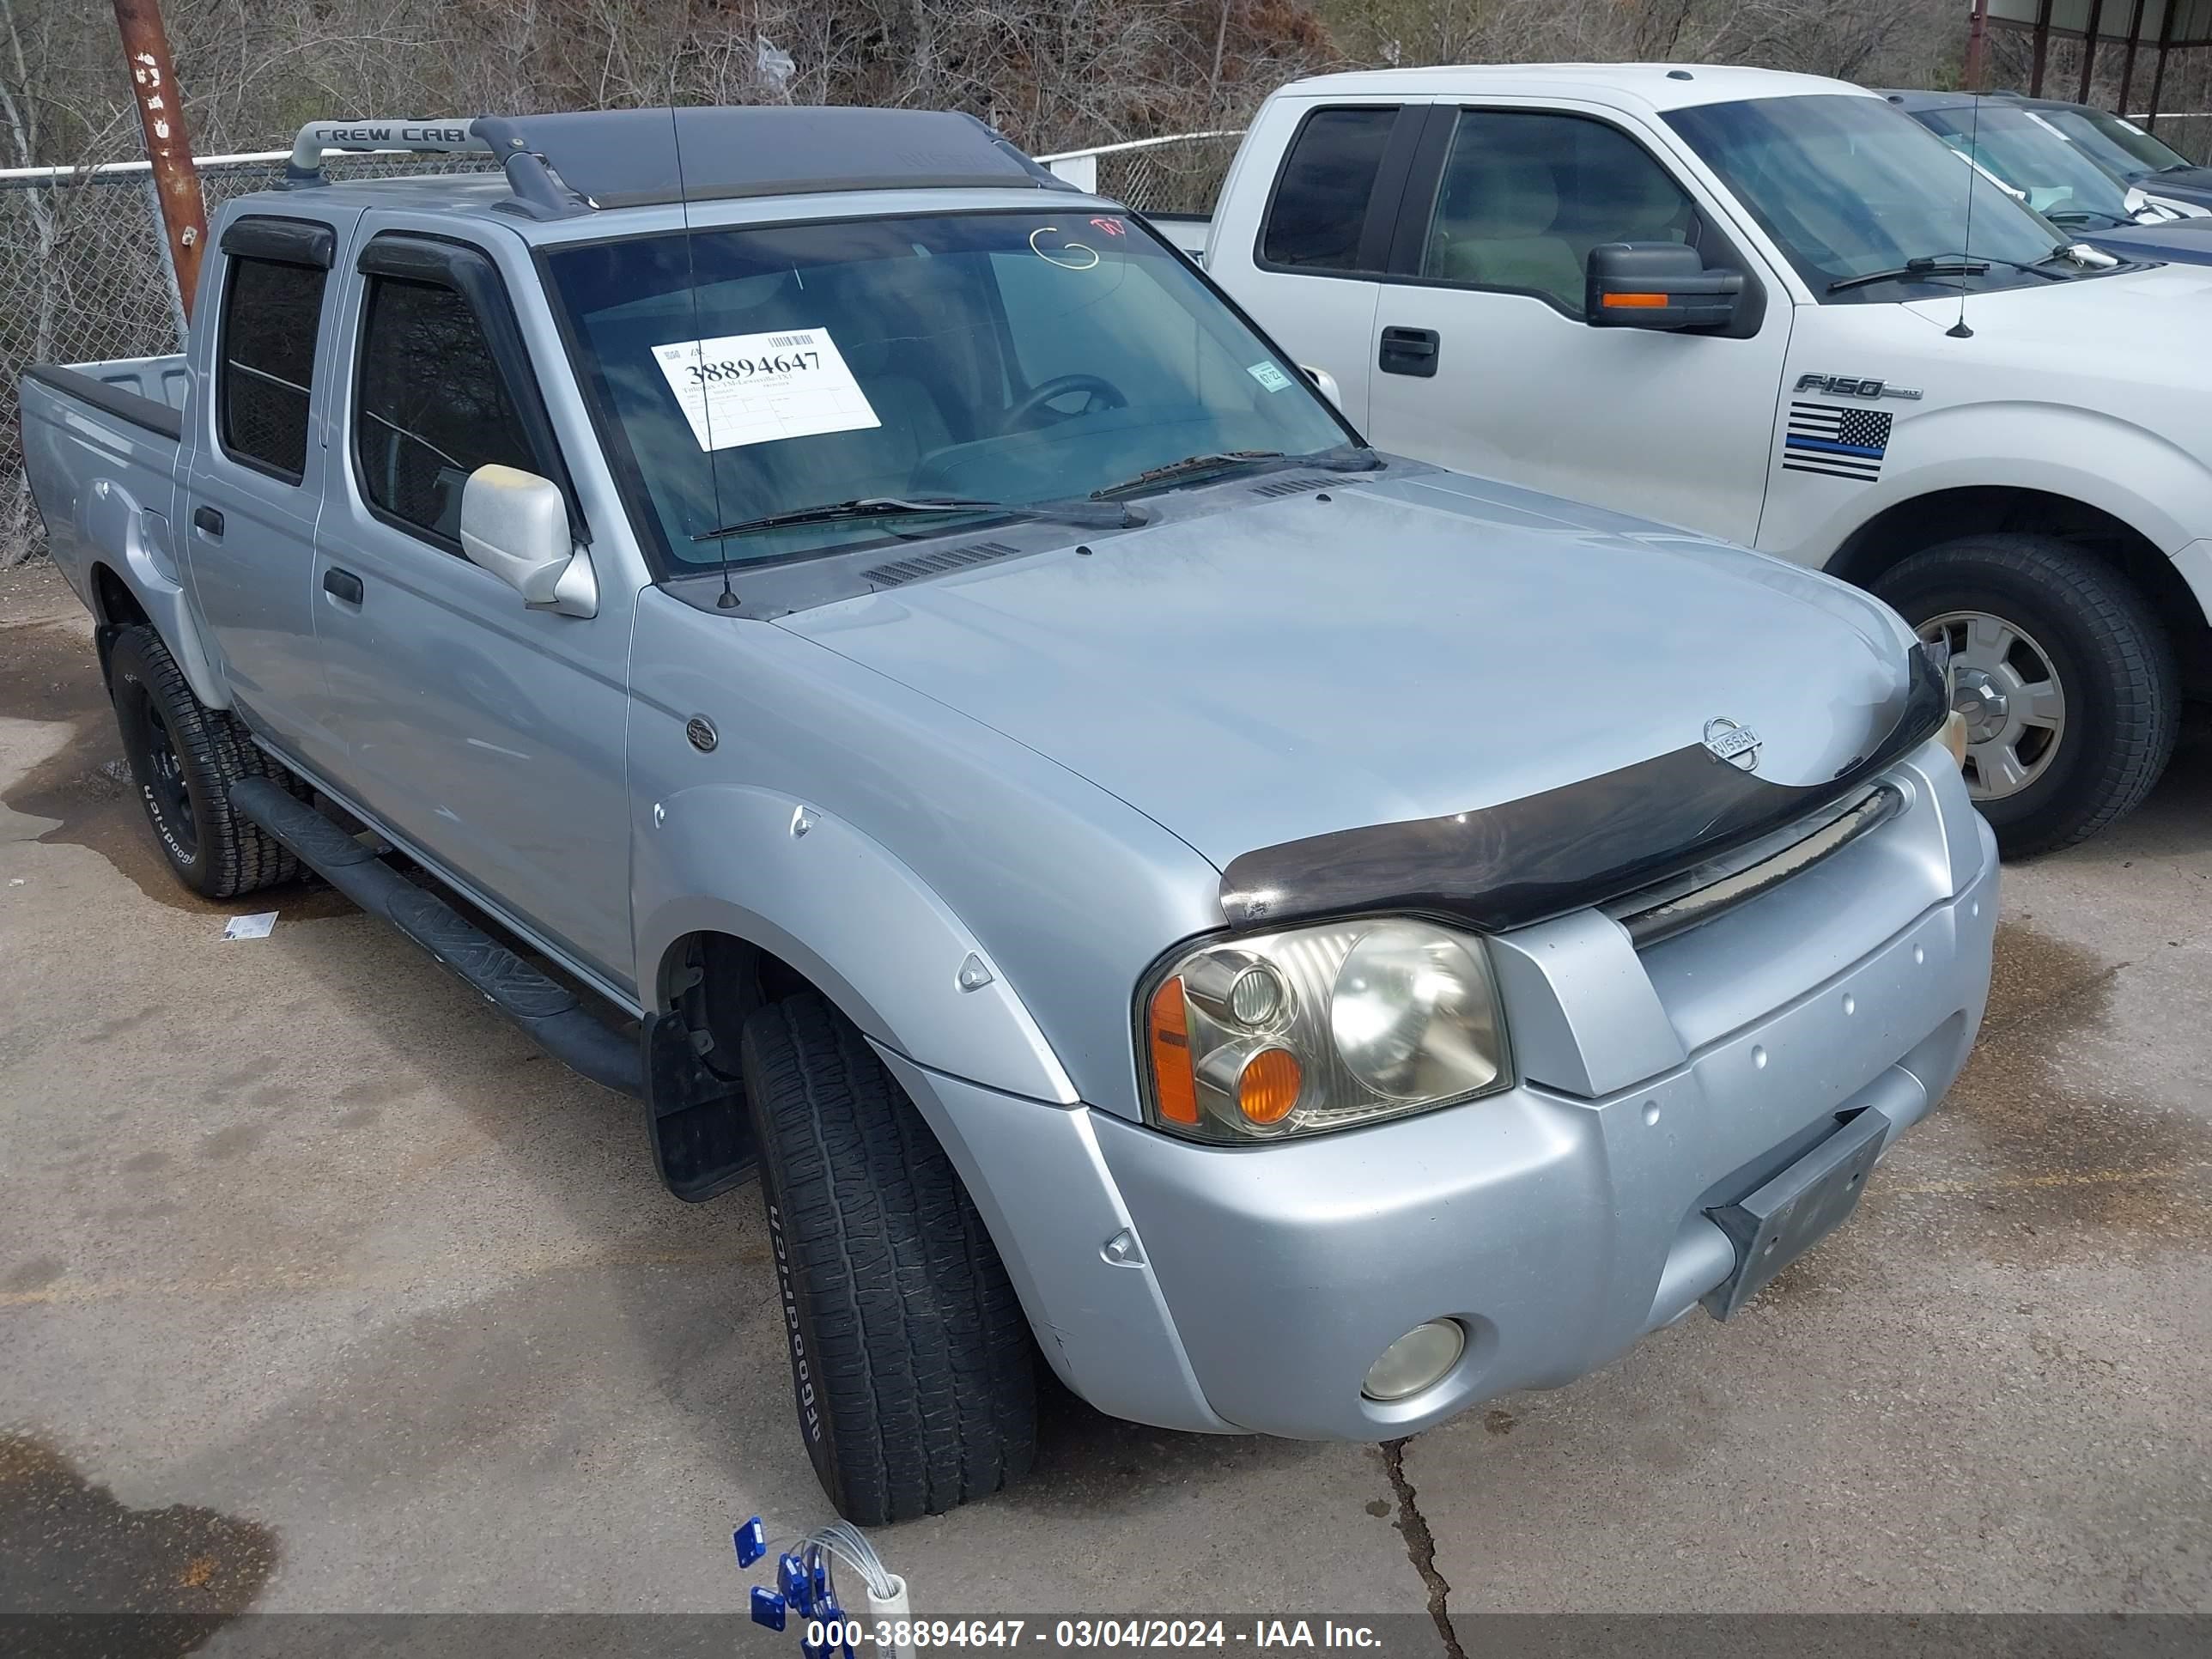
left=2, top=559, right=2207, bottom=1635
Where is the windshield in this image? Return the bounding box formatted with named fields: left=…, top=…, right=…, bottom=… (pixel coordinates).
left=1913, top=104, right=2136, bottom=228
left=1667, top=94, right=2080, bottom=301
left=542, top=210, right=1352, bottom=568
left=2043, top=106, right=2193, bottom=175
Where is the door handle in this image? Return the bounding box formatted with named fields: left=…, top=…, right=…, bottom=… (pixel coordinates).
left=1378, top=326, right=1440, bottom=378
left=323, top=567, right=364, bottom=605
left=192, top=505, right=224, bottom=537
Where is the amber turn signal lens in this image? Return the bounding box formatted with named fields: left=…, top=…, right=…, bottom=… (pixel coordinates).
left=1148, top=976, right=1200, bottom=1124
left=1237, top=1047, right=1304, bottom=1125
left=1601, top=291, right=1668, bottom=308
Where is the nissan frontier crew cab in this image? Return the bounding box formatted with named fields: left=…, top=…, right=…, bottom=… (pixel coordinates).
left=1193, top=64, right=2212, bottom=855
left=21, top=106, right=1995, bottom=1525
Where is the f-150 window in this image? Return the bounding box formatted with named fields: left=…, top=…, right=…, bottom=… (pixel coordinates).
left=1260, top=106, right=1399, bottom=272
left=542, top=210, right=1356, bottom=569
left=353, top=276, right=538, bottom=548
left=1667, top=94, right=2103, bottom=302
left=217, top=256, right=327, bottom=482
left=1419, top=111, right=1699, bottom=318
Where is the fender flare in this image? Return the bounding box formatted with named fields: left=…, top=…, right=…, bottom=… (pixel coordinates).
left=82, top=479, right=229, bottom=709
left=634, top=783, right=1079, bottom=1105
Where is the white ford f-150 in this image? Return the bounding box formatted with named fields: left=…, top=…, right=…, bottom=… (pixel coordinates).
left=1181, top=64, right=2211, bottom=854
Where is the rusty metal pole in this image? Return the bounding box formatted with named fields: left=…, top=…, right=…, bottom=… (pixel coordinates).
left=1964, top=0, right=1990, bottom=94
left=112, top=0, right=209, bottom=321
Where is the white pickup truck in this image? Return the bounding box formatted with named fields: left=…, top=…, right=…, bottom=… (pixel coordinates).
left=1178, top=64, right=2212, bottom=854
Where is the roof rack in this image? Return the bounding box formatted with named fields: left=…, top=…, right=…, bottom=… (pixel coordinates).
left=281, top=106, right=1073, bottom=220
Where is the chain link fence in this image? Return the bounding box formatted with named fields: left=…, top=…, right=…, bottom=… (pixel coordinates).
left=1039, top=131, right=1245, bottom=216
left=0, top=152, right=495, bottom=566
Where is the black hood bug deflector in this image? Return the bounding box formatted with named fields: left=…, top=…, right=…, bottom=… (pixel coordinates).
left=1218, top=645, right=1949, bottom=934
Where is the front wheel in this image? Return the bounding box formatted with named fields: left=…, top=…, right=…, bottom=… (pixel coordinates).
left=739, top=992, right=1036, bottom=1523
left=1874, top=535, right=2179, bottom=856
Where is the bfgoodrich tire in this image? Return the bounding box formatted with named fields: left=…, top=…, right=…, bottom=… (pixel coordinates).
left=108, top=624, right=301, bottom=900
left=739, top=993, right=1036, bottom=1523
left=1874, top=535, right=2179, bottom=856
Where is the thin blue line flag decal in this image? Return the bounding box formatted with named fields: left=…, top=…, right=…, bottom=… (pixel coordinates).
left=1783, top=402, right=1892, bottom=481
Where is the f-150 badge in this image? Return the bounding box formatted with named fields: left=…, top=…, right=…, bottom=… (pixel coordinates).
left=1793, top=373, right=1922, bottom=402
left=1703, top=717, right=1762, bottom=771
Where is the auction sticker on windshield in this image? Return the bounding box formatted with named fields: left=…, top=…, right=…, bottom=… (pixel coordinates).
left=651, top=327, right=882, bottom=451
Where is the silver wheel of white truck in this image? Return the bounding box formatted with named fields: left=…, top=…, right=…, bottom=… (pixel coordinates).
left=1875, top=535, right=2179, bottom=856
left=739, top=992, right=1036, bottom=1524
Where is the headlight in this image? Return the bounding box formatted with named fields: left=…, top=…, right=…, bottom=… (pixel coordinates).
left=1140, top=919, right=1510, bottom=1143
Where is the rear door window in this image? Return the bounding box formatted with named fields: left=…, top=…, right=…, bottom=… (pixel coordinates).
left=1261, top=106, right=1401, bottom=273
left=217, top=256, right=328, bottom=482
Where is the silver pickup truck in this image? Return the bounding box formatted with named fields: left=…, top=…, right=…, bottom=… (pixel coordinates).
left=21, top=106, right=1996, bottom=1525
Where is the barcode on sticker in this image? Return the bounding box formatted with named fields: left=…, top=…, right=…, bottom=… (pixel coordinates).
left=769, top=333, right=816, bottom=349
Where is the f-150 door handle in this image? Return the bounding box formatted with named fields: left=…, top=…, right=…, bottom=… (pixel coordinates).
left=323, top=567, right=364, bottom=605
left=1378, top=326, right=1440, bottom=378
left=191, top=505, right=224, bottom=537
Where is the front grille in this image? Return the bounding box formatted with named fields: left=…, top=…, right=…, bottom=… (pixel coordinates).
left=1605, top=782, right=1904, bottom=949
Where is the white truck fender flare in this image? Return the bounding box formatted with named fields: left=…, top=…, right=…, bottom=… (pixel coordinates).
left=634, top=783, right=1079, bottom=1105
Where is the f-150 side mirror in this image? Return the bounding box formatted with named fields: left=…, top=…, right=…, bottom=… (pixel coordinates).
left=1585, top=242, right=1744, bottom=331
left=459, top=465, right=597, bottom=617
left=1300, top=364, right=1343, bottom=409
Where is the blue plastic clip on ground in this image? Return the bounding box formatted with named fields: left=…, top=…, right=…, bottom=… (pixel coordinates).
left=779, top=1549, right=813, bottom=1616
left=734, top=1516, right=769, bottom=1567
left=751, top=1585, right=789, bottom=1631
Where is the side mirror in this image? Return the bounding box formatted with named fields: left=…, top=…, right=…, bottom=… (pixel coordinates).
left=1585, top=243, right=1744, bottom=331
left=1300, top=364, right=1343, bottom=409
left=459, top=465, right=596, bottom=617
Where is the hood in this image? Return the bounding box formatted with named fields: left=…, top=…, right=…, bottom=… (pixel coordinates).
left=776, top=471, right=1923, bottom=872
left=2081, top=216, right=2212, bottom=264
left=1898, top=261, right=2212, bottom=399
left=2131, top=166, right=2212, bottom=208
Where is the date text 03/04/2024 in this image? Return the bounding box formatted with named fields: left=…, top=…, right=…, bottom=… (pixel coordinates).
left=804, top=1620, right=1387, bottom=1650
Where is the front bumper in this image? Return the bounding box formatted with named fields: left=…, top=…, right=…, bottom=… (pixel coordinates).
left=883, top=748, right=1998, bottom=1441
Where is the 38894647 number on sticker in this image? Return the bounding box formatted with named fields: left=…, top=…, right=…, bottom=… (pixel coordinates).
left=649, top=325, right=883, bottom=452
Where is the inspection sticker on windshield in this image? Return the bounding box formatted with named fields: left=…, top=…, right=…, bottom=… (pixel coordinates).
left=650, top=327, right=880, bottom=451
left=1247, top=361, right=1294, bottom=393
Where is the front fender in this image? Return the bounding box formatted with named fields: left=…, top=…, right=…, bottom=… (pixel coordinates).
left=1772, top=401, right=2212, bottom=565
left=634, top=783, right=1079, bottom=1105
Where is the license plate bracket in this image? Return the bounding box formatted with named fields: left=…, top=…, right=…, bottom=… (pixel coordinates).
left=1702, top=1106, right=1890, bottom=1321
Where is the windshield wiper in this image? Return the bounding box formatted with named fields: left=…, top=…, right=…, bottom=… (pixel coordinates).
left=1089, top=445, right=1381, bottom=501
left=690, top=495, right=1130, bottom=544
left=1827, top=252, right=2069, bottom=294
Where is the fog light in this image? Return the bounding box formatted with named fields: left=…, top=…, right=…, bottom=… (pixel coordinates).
left=1362, top=1319, right=1465, bottom=1401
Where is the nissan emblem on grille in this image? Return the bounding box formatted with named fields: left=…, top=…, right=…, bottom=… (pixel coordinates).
left=1703, top=717, right=1761, bottom=771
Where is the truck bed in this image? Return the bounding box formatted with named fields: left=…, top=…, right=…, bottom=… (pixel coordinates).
left=16, top=353, right=191, bottom=643
left=24, top=353, right=190, bottom=435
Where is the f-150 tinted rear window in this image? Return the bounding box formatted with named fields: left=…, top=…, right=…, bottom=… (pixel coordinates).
left=217, top=256, right=326, bottom=482
left=1261, top=106, right=1398, bottom=272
